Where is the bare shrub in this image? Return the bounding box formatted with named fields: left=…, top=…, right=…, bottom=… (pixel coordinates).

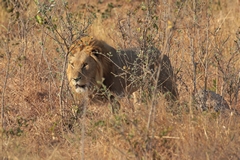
left=0, top=0, right=240, bottom=159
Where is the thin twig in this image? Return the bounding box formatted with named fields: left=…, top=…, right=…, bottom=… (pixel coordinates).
left=80, top=92, right=88, bottom=160
left=1, top=30, right=11, bottom=159
left=204, top=10, right=210, bottom=92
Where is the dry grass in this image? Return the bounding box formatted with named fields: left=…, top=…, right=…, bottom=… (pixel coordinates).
left=1, top=0, right=240, bottom=159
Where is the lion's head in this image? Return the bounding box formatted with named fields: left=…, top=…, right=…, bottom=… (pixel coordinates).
left=67, top=36, right=115, bottom=94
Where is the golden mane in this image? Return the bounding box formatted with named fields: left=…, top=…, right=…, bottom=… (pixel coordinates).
left=70, top=36, right=115, bottom=56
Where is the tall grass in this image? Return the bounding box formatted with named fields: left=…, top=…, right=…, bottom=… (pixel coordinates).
left=0, top=0, right=240, bottom=159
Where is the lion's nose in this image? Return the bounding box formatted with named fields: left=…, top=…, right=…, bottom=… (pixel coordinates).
left=73, top=77, right=81, bottom=82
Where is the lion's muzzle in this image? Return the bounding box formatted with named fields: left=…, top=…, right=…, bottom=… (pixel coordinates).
left=71, top=77, right=89, bottom=93
left=75, top=84, right=88, bottom=93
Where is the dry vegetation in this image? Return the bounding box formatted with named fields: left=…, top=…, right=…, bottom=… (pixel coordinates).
left=1, top=0, right=240, bottom=159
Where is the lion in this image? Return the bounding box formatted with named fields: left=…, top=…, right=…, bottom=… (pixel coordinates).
left=67, top=36, right=178, bottom=110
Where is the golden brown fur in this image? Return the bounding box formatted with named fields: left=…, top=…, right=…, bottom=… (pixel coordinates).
left=67, top=36, right=178, bottom=103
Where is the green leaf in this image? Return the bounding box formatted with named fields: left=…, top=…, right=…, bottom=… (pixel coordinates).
left=35, top=15, right=43, bottom=24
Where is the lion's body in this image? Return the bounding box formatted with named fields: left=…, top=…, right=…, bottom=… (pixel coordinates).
left=67, top=36, right=178, bottom=103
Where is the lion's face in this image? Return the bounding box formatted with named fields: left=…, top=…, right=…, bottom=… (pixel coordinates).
left=67, top=46, right=103, bottom=94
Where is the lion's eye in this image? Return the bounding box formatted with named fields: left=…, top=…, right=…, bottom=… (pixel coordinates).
left=92, top=49, right=98, bottom=53
left=69, top=62, right=74, bottom=68
left=92, top=49, right=100, bottom=57
left=82, top=63, right=88, bottom=69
